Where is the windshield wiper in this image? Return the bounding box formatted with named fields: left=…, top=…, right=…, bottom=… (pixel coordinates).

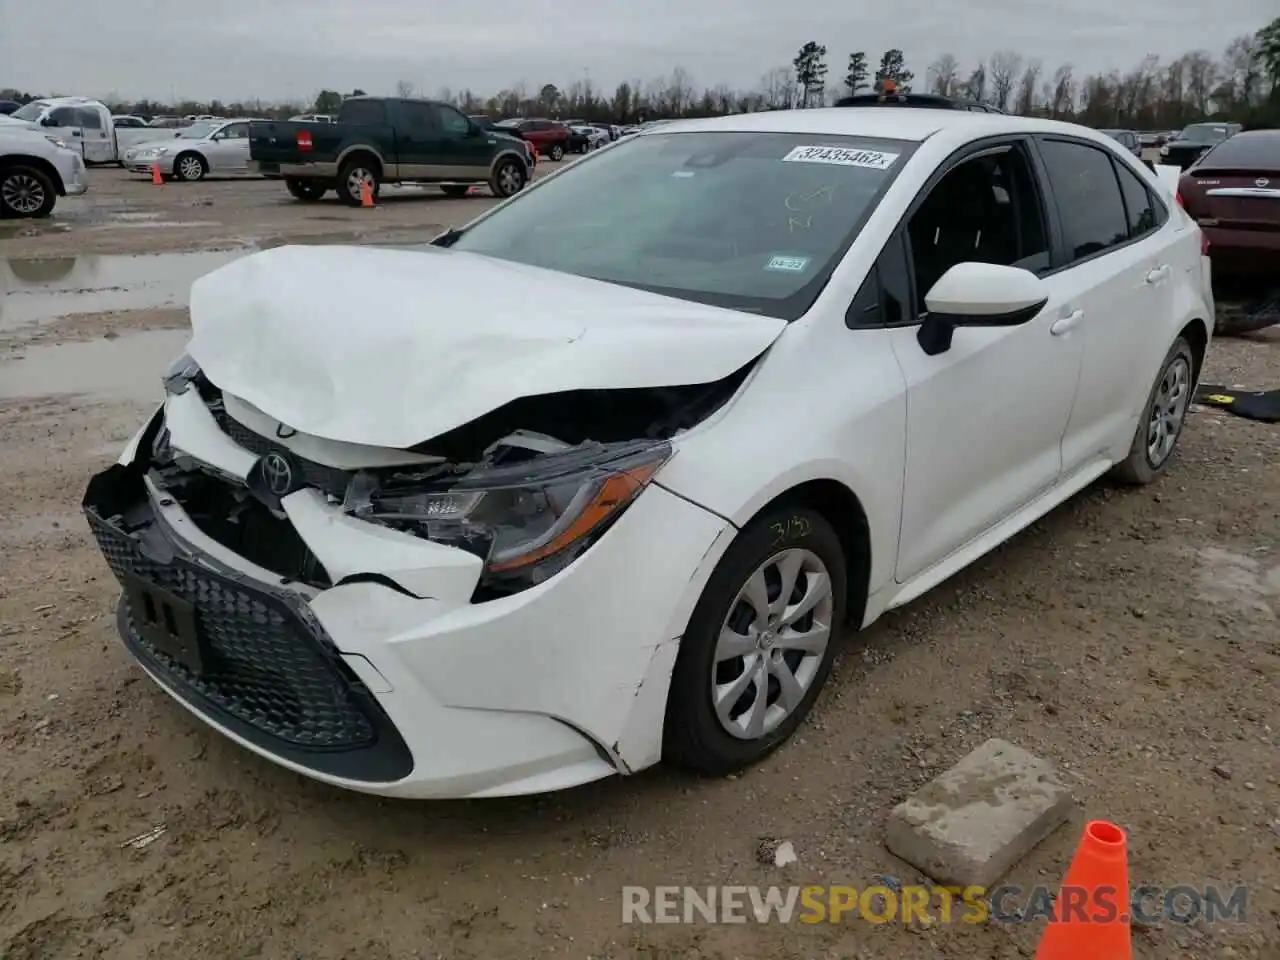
left=431, top=227, right=465, bottom=248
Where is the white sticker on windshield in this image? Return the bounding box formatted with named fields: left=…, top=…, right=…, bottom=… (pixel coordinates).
left=765, top=255, right=810, bottom=273
left=781, top=146, right=899, bottom=169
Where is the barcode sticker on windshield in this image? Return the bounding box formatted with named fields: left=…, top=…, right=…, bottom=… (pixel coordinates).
left=781, top=146, right=899, bottom=169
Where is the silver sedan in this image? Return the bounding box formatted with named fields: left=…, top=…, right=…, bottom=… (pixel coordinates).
left=122, top=118, right=261, bottom=181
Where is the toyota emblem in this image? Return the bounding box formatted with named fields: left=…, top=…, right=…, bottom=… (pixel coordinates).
left=261, top=452, right=295, bottom=497
left=1256, top=178, right=1270, bottom=188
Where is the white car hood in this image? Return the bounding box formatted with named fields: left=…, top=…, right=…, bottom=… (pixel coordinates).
left=0, top=116, right=38, bottom=131
left=187, top=244, right=786, bottom=449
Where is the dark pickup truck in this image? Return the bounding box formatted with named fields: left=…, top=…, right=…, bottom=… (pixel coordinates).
left=249, top=96, right=534, bottom=205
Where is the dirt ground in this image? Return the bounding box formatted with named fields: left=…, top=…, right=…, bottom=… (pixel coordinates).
left=1, top=168, right=1278, bottom=960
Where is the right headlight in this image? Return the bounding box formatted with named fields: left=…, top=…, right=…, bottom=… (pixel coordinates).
left=344, top=439, right=672, bottom=594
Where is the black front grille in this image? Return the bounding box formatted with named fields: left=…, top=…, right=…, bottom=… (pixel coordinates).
left=84, top=465, right=412, bottom=783
left=217, top=412, right=354, bottom=499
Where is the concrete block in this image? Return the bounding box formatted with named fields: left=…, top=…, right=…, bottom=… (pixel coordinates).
left=884, top=738, right=1074, bottom=888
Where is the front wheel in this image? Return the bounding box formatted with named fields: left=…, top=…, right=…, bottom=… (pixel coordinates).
left=548, top=143, right=565, bottom=162
left=0, top=164, right=57, bottom=218
left=285, top=178, right=328, bottom=201
left=489, top=159, right=527, bottom=198
left=1112, top=337, right=1195, bottom=485
left=174, top=152, right=206, bottom=182
left=664, top=507, right=847, bottom=775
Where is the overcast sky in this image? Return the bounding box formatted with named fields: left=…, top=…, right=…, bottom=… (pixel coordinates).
left=0, top=0, right=1273, bottom=103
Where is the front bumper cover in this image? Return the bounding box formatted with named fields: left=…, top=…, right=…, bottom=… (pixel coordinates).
left=84, top=463, right=414, bottom=783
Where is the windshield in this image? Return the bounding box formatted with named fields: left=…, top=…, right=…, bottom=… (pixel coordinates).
left=12, top=102, right=48, bottom=122
left=177, top=122, right=218, bottom=139
left=1178, top=124, right=1228, bottom=143
left=447, top=131, right=912, bottom=320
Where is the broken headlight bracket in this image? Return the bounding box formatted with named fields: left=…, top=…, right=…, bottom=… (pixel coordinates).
left=343, top=438, right=673, bottom=597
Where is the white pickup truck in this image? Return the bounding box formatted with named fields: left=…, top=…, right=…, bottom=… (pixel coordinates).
left=0, top=124, right=89, bottom=218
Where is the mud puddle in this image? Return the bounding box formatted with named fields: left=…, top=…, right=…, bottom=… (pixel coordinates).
left=1, top=250, right=244, bottom=329
left=0, top=328, right=188, bottom=401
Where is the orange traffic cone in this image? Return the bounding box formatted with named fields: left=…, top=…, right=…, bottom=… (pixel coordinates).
left=1035, top=820, right=1132, bottom=960
left=360, top=180, right=375, bottom=208
left=151, top=164, right=163, bottom=185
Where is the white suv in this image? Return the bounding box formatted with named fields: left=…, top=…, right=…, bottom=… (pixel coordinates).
left=0, top=124, right=89, bottom=218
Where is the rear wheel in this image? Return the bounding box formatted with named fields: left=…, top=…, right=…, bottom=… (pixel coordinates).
left=174, top=152, right=206, bottom=182
left=285, top=178, right=328, bottom=201
left=1112, top=337, right=1195, bottom=485
left=548, top=143, right=565, bottom=162
left=664, top=507, right=847, bottom=775
left=338, top=159, right=380, bottom=206
left=0, top=164, right=56, bottom=218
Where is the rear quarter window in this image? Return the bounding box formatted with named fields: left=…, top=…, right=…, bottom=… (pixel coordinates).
left=1037, top=138, right=1131, bottom=263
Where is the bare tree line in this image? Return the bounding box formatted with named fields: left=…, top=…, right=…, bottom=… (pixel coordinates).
left=6, top=16, right=1277, bottom=130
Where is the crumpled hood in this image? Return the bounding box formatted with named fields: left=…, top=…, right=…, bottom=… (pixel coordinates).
left=186, top=245, right=786, bottom=449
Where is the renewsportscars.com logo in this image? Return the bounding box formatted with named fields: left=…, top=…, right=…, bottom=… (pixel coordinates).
left=621, top=884, right=1249, bottom=925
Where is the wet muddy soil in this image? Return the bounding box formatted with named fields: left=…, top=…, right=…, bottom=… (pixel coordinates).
left=0, top=166, right=1277, bottom=960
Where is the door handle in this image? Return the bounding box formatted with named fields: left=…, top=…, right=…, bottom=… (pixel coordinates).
left=1050, top=309, right=1083, bottom=336
left=1145, top=265, right=1170, bottom=285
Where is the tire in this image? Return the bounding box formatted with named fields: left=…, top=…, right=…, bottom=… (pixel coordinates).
left=285, top=178, right=328, bottom=201
left=664, top=506, right=847, bottom=775
left=338, top=157, right=380, bottom=206
left=173, top=152, right=207, bottom=182
left=1111, top=337, right=1195, bottom=485
left=489, top=158, right=527, bottom=198
left=548, top=143, right=565, bottom=162
left=0, top=164, right=57, bottom=219
left=440, top=184, right=470, bottom=198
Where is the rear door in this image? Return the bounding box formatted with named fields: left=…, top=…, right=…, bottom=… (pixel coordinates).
left=393, top=100, right=441, bottom=178
left=1034, top=136, right=1174, bottom=473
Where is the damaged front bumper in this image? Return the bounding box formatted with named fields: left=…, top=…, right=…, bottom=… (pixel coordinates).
left=84, top=395, right=734, bottom=799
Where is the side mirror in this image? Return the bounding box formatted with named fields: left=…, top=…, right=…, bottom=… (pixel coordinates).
left=40, top=116, right=56, bottom=127
left=917, top=262, right=1048, bottom=356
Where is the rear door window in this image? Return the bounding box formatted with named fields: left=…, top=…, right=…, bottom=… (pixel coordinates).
left=339, top=100, right=387, bottom=125
left=1036, top=138, right=1131, bottom=264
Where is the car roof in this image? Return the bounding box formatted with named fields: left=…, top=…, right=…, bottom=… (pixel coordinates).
left=637, top=107, right=1082, bottom=144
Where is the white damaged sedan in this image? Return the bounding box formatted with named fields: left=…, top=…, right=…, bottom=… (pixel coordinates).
left=85, top=107, right=1212, bottom=798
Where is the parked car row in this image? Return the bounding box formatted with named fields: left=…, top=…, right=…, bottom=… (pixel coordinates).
left=0, top=96, right=209, bottom=164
